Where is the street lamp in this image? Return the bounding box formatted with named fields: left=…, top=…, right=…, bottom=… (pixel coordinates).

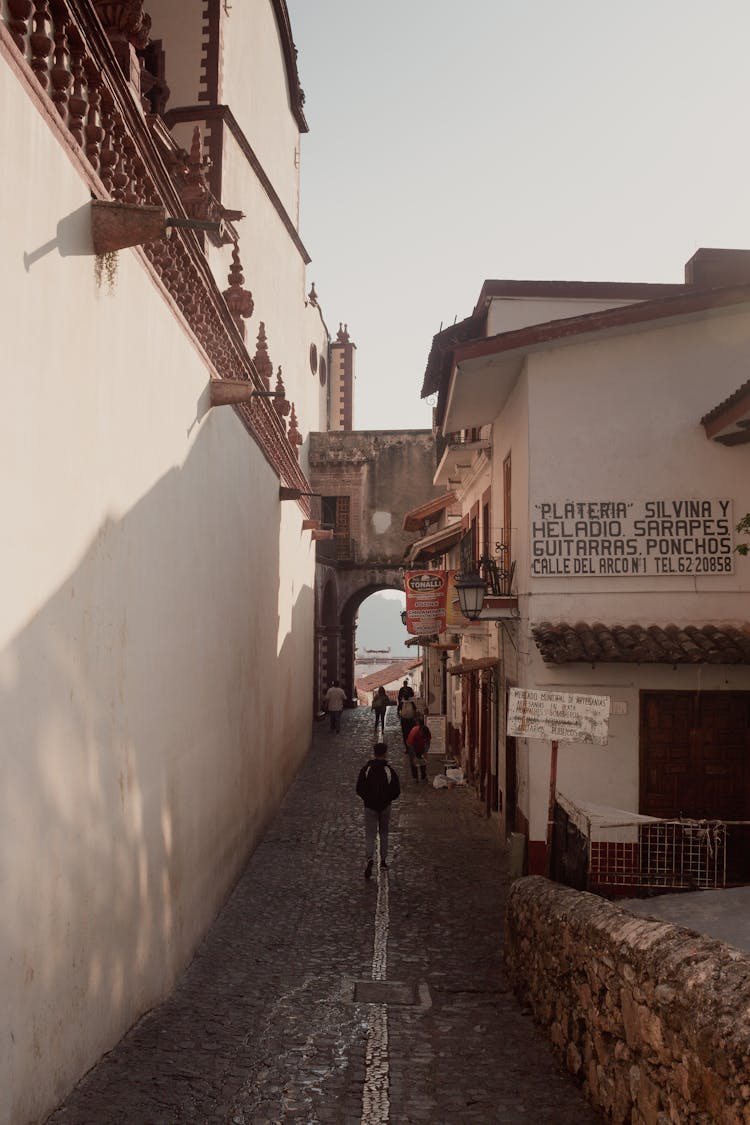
left=454, top=568, right=486, bottom=621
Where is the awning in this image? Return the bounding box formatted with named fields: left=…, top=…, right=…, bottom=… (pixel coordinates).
left=405, top=634, right=436, bottom=647
left=532, top=622, right=750, bottom=665
left=402, top=491, right=458, bottom=532
left=406, top=520, right=466, bottom=564
left=448, top=657, right=500, bottom=675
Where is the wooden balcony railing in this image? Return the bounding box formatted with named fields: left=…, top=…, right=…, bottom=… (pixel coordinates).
left=2, top=0, right=311, bottom=509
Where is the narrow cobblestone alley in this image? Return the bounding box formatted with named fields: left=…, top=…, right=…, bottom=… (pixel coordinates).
left=48, top=708, right=601, bottom=1125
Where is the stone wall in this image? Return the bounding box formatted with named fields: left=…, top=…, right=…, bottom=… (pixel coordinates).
left=504, top=877, right=750, bottom=1124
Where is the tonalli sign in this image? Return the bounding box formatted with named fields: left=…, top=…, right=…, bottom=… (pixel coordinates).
left=404, top=570, right=448, bottom=634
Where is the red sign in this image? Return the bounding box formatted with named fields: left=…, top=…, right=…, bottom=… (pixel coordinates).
left=404, top=570, right=447, bottom=635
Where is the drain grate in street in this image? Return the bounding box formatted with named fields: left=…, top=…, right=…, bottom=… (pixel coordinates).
left=353, top=980, right=417, bottom=1006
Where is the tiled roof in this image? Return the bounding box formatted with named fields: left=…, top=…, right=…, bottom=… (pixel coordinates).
left=402, top=491, right=458, bottom=532
left=532, top=622, right=750, bottom=665
left=355, top=660, right=417, bottom=691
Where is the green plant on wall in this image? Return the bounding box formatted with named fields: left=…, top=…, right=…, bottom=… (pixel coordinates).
left=94, top=250, right=118, bottom=292
left=736, top=514, right=750, bottom=556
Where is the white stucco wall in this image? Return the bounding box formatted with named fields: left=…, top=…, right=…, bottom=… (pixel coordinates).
left=1, top=41, right=316, bottom=1125
left=210, top=125, right=326, bottom=454
left=219, top=1, right=301, bottom=223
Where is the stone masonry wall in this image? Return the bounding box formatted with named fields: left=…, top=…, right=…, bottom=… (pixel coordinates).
left=504, top=877, right=750, bottom=1124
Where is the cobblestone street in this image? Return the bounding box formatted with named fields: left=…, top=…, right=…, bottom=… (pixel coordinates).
left=48, top=708, right=601, bottom=1125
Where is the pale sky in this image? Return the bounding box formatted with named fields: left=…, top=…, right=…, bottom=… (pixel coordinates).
left=287, top=0, right=750, bottom=431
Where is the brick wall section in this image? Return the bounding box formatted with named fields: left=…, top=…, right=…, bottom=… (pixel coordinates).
left=504, top=876, right=750, bottom=1124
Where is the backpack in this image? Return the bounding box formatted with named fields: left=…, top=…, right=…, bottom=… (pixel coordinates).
left=400, top=698, right=416, bottom=720
left=357, top=761, right=395, bottom=810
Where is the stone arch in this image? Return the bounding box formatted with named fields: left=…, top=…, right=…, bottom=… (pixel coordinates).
left=341, top=579, right=406, bottom=704
left=308, top=428, right=442, bottom=713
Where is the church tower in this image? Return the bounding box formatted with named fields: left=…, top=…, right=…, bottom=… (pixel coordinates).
left=329, top=323, right=356, bottom=430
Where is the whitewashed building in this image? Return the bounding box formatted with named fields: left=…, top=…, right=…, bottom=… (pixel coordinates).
left=416, top=250, right=750, bottom=875
left=1, top=2, right=339, bottom=1120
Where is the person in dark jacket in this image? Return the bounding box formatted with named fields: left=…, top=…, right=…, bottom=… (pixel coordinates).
left=397, top=679, right=416, bottom=746
left=371, top=685, right=389, bottom=737
left=356, top=742, right=401, bottom=879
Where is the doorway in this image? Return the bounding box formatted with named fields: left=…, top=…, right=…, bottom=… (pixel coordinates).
left=640, top=690, right=750, bottom=882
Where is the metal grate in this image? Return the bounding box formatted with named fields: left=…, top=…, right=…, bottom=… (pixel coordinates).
left=590, top=820, right=727, bottom=890
left=554, top=795, right=746, bottom=894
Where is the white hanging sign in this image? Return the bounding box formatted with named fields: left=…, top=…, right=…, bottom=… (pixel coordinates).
left=508, top=688, right=610, bottom=745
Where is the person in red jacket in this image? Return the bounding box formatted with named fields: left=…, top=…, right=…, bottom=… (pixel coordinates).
left=405, top=714, right=431, bottom=781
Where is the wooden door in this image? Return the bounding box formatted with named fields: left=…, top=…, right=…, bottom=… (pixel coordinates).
left=640, top=691, right=750, bottom=881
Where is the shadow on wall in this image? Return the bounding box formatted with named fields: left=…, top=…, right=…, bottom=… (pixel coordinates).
left=0, top=416, right=314, bottom=1123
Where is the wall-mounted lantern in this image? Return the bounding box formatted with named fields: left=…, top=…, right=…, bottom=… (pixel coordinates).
left=453, top=568, right=487, bottom=621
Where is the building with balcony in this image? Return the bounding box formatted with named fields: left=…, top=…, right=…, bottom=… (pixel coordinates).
left=413, top=250, right=750, bottom=876
left=0, top=2, right=348, bottom=1118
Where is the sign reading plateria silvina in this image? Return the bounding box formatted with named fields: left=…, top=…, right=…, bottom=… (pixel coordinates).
left=531, top=499, right=733, bottom=577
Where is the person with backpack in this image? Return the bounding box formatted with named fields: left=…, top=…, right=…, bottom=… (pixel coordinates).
left=397, top=679, right=416, bottom=746
left=355, top=742, right=401, bottom=879
left=406, top=713, right=431, bottom=782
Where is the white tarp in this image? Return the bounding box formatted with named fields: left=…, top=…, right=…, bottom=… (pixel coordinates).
left=507, top=687, right=610, bottom=746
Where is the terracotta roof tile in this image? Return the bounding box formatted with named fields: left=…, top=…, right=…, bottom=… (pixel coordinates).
left=532, top=622, right=750, bottom=665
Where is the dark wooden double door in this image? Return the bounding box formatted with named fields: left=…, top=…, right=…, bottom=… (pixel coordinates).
left=640, top=690, right=750, bottom=882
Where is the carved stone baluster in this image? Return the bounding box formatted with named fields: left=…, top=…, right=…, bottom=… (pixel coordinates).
left=130, top=154, right=147, bottom=205
left=7, top=0, right=33, bottom=55
left=67, top=29, right=86, bottom=146
left=111, top=115, right=127, bottom=202
left=122, top=137, right=139, bottom=204
left=30, top=0, right=53, bottom=89
left=146, top=178, right=161, bottom=207
left=83, top=61, right=104, bottom=173
left=49, top=0, right=71, bottom=119
left=98, top=91, right=116, bottom=193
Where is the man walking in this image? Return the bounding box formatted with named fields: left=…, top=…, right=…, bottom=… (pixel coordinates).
left=356, top=742, right=401, bottom=879
left=323, top=680, right=347, bottom=733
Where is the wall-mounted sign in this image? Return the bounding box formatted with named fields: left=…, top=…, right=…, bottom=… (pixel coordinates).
left=404, top=570, right=447, bottom=634
left=531, top=499, right=733, bottom=577
left=508, top=688, right=610, bottom=745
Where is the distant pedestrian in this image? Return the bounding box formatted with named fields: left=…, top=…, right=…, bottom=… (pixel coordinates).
left=397, top=679, right=416, bottom=745
left=356, top=742, right=401, bottom=879
left=405, top=714, right=431, bottom=781
left=371, top=685, right=389, bottom=737
left=323, top=680, right=347, bottom=733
